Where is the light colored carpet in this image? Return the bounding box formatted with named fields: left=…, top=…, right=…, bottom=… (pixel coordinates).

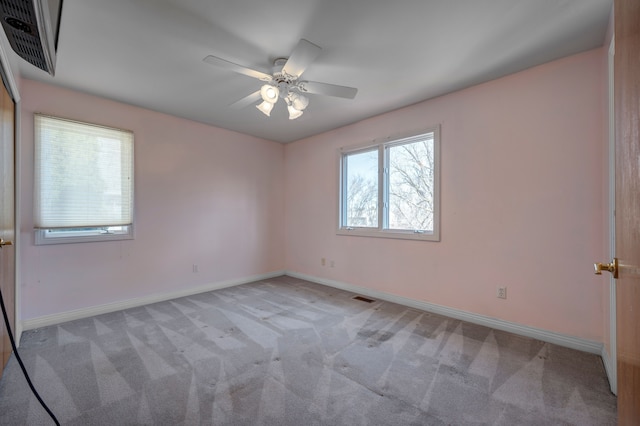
left=0, top=275, right=616, bottom=425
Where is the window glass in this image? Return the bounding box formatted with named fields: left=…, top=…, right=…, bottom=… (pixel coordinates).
left=388, top=136, right=434, bottom=231
left=344, top=149, right=378, bottom=228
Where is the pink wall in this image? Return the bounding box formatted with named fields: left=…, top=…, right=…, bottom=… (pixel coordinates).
left=19, top=80, right=285, bottom=319
left=18, top=48, right=608, bottom=344
left=284, top=49, right=606, bottom=341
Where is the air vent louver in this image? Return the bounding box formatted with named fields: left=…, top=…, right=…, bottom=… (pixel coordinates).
left=0, top=0, right=61, bottom=75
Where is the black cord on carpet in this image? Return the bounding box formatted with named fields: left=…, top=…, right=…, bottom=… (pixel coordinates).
left=0, top=287, right=60, bottom=425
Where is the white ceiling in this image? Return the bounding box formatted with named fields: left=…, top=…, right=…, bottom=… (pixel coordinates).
left=18, top=0, right=612, bottom=143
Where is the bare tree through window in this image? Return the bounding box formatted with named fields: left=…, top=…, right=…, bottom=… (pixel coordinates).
left=388, top=138, right=434, bottom=231
left=344, top=149, right=378, bottom=227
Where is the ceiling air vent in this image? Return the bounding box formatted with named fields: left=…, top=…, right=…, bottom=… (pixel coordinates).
left=0, top=0, right=62, bottom=75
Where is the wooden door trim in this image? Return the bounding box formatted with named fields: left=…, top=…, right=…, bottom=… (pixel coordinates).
left=0, top=33, right=21, bottom=347
left=0, top=38, right=20, bottom=103
left=605, top=35, right=617, bottom=395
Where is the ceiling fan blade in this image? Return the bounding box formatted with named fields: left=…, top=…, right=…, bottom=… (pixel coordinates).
left=282, top=39, right=322, bottom=78
left=298, top=81, right=358, bottom=99
left=203, top=55, right=272, bottom=81
left=229, top=90, right=262, bottom=109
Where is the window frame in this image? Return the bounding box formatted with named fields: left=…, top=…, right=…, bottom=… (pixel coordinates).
left=337, top=126, right=440, bottom=241
left=35, top=225, right=134, bottom=245
left=33, top=114, right=135, bottom=245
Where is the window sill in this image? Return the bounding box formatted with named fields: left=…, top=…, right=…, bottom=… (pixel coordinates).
left=336, top=227, right=440, bottom=242
left=35, top=228, right=134, bottom=245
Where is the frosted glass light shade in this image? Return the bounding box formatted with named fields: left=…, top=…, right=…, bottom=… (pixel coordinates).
left=257, top=100, right=274, bottom=116
left=260, top=84, right=279, bottom=102
left=288, top=105, right=303, bottom=120
left=290, top=92, right=309, bottom=111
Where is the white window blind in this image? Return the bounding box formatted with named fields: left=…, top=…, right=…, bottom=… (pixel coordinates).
left=34, top=114, right=134, bottom=229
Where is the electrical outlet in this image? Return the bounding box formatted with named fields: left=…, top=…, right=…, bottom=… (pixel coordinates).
left=192, top=264, right=199, bottom=273
left=321, top=258, right=326, bottom=266
left=497, top=286, right=507, bottom=299
left=330, top=260, right=335, bottom=268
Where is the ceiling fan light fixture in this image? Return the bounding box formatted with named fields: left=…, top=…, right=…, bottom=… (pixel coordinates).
left=287, top=104, right=304, bottom=120
left=204, top=39, right=357, bottom=122
left=260, top=84, right=279, bottom=103
left=286, top=98, right=302, bottom=120
left=289, top=92, right=309, bottom=111
left=256, top=100, right=274, bottom=116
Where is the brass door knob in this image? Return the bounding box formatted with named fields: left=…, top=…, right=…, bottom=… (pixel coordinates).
left=0, top=238, right=12, bottom=247
left=594, top=258, right=618, bottom=279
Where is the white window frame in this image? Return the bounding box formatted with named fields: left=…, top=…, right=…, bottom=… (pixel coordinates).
left=337, top=126, right=440, bottom=241
left=35, top=225, right=134, bottom=245
left=33, top=114, right=135, bottom=245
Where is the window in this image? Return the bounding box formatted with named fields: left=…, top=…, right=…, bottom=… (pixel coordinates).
left=34, top=114, right=134, bottom=244
left=338, top=126, right=440, bottom=241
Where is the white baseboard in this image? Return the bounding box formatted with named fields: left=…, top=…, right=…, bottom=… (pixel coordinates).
left=14, top=321, right=22, bottom=349
left=286, top=271, right=604, bottom=356
left=601, top=346, right=617, bottom=395
left=21, top=270, right=286, bottom=331
left=21, top=269, right=605, bottom=359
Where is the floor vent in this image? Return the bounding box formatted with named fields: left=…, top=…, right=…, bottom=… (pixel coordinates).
left=352, top=295, right=375, bottom=303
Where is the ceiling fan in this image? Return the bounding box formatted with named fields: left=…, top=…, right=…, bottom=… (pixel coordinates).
left=203, top=39, right=358, bottom=120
